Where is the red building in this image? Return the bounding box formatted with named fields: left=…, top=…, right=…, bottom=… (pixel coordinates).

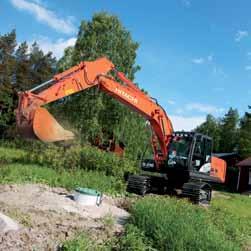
left=236, top=158, right=251, bottom=192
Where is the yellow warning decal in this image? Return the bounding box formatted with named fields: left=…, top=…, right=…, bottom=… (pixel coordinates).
left=65, top=88, right=74, bottom=95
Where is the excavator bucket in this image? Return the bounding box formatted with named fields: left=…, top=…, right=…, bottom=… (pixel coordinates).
left=33, top=107, right=74, bottom=142
left=17, top=107, right=74, bottom=142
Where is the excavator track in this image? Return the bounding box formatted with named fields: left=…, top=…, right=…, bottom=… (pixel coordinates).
left=181, top=181, right=212, bottom=205
left=126, top=175, right=151, bottom=196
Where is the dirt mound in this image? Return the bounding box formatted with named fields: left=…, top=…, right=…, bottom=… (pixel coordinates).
left=0, top=184, right=129, bottom=251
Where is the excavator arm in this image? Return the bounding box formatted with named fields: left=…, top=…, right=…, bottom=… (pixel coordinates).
left=16, top=57, right=173, bottom=164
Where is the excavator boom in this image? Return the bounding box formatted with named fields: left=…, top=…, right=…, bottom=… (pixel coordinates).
left=16, top=58, right=115, bottom=142
left=16, top=57, right=173, bottom=164
left=16, top=57, right=227, bottom=204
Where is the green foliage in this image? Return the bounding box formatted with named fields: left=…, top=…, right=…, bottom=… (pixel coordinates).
left=0, top=30, right=17, bottom=136
left=28, top=42, right=56, bottom=89
left=0, top=141, right=137, bottom=194
left=60, top=233, right=118, bottom=251
left=196, top=107, right=249, bottom=155
left=0, top=30, right=56, bottom=138
left=195, top=114, right=220, bottom=152
left=239, top=108, right=251, bottom=158
left=210, top=194, right=251, bottom=247
left=61, top=224, right=154, bottom=251
left=56, top=12, right=151, bottom=160
left=129, top=197, right=242, bottom=251
left=26, top=143, right=137, bottom=178
left=62, top=194, right=251, bottom=251
left=0, top=147, right=27, bottom=164
left=118, top=224, right=155, bottom=251
left=0, top=164, right=125, bottom=195
left=219, top=108, right=239, bottom=153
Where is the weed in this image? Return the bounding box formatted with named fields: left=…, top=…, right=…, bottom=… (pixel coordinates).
left=7, top=209, right=32, bottom=228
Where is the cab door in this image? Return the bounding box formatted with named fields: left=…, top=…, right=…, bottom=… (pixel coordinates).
left=190, top=135, right=212, bottom=174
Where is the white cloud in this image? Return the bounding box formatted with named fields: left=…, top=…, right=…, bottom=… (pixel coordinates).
left=185, top=102, right=224, bottom=114
left=192, top=58, right=204, bottom=64
left=167, top=99, right=175, bottom=105
left=10, top=0, right=76, bottom=34
left=245, top=65, right=251, bottom=71
left=207, top=55, right=213, bottom=62
left=28, top=36, right=76, bottom=59
left=213, top=66, right=228, bottom=78
left=170, top=115, right=205, bottom=131
left=235, top=30, right=248, bottom=42
left=192, top=54, right=213, bottom=65
left=182, top=0, right=191, bottom=7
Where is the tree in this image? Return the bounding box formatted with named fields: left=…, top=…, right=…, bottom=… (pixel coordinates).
left=0, top=31, right=56, bottom=138
left=0, top=30, right=17, bottom=136
left=29, top=42, right=56, bottom=90
left=239, top=107, right=251, bottom=158
left=56, top=12, right=150, bottom=159
left=57, top=46, right=74, bottom=73
left=218, top=108, right=239, bottom=153
left=15, top=42, right=30, bottom=90
left=195, top=114, right=220, bottom=152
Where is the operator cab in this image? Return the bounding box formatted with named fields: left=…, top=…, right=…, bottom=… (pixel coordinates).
left=168, top=132, right=212, bottom=173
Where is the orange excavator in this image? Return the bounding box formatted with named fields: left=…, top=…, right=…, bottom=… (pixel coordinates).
left=16, top=57, right=226, bottom=204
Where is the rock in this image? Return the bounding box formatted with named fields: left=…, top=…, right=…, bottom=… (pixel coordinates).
left=0, top=212, right=19, bottom=232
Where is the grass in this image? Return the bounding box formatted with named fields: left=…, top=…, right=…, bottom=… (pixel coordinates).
left=0, top=164, right=125, bottom=195
left=61, top=195, right=251, bottom=251
left=126, top=195, right=251, bottom=251
left=0, top=147, right=27, bottom=164
left=1, top=145, right=251, bottom=250
left=210, top=194, right=251, bottom=248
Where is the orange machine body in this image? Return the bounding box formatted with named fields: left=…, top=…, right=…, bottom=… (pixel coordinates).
left=16, top=57, right=227, bottom=187
left=16, top=57, right=173, bottom=166
left=210, top=156, right=227, bottom=183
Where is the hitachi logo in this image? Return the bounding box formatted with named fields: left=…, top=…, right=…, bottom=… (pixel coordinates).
left=115, top=88, right=138, bottom=104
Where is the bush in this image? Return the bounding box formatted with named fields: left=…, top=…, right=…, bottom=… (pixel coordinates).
left=27, top=143, right=137, bottom=178
left=0, top=140, right=137, bottom=178
left=0, top=147, right=27, bottom=164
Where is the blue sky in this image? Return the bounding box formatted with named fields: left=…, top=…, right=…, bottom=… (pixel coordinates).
left=1, top=0, right=251, bottom=130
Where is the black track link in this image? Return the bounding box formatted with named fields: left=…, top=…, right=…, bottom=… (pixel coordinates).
left=182, top=182, right=212, bottom=204
left=126, top=175, right=151, bottom=196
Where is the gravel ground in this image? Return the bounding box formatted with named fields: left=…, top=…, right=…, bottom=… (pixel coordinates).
left=0, top=184, right=129, bottom=251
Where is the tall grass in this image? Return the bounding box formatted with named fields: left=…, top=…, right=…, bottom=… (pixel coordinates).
left=129, top=197, right=245, bottom=251
left=0, top=164, right=125, bottom=194
left=61, top=195, right=251, bottom=251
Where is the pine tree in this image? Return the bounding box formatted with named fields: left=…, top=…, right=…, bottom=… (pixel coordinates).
left=239, top=107, right=251, bottom=158
left=195, top=114, right=220, bottom=152
left=219, top=108, right=239, bottom=152
left=29, top=42, right=56, bottom=89
left=0, top=31, right=57, bottom=138
left=0, top=30, right=17, bottom=137
left=15, top=41, right=30, bottom=90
